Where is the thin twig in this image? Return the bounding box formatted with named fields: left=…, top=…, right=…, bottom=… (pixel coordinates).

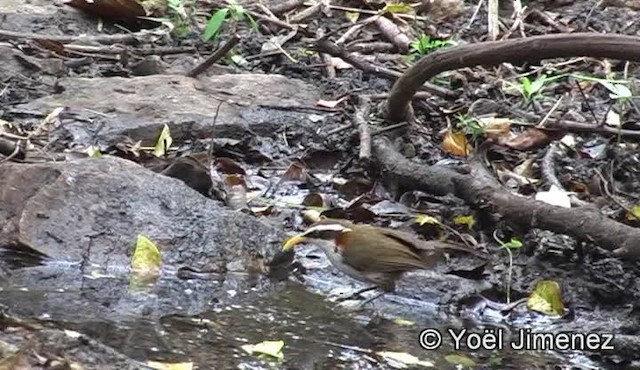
left=326, top=123, right=353, bottom=135
left=355, top=96, right=372, bottom=160
left=248, top=10, right=298, bottom=31
left=540, top=142, right=588, bottom=207
left=268, top=0, right=305, bottom=15
left=327, top=4, right=428, bottom=21
left=0, top=29, right=146, bottom=44
left=316, top=28, right=335, bottom=78
left=336, top=23, right=366, bottom=45
left=314, top=39, right=456, bottom=99
left=208, top=101, right=224, bottom=160
left=0, top=139, right=24, bottom=163
left=63, top=44, right=197, bottom=55
left=487, top=0, right=500, bottom=40
left=596, top=169, right=633, bottom=216
left=465, top=0, right=485, bottom=30
left=536, top=96, right=563, bottom=127
left=371, top=122, right=409, bottom=136
left=186, top=34, right=240, bottom=78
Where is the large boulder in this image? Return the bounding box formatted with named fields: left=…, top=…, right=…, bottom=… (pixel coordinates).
left=16, top=74, right=326, bottom=148
left=0, top=156, right=284, bottom=271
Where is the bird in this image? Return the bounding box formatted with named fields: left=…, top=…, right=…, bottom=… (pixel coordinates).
left=282, top=218, right=487, bottom=305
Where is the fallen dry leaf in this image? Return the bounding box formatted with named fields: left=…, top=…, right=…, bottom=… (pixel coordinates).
left=442, top=130, right=471, bottom=156
left=477, top=117, right=512, bottom=141
left=504, top=128, right=566, bottom=151
left=316, top=96, right=349, bottom=108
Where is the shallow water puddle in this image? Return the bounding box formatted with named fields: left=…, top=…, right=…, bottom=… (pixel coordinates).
left=0, top=256, right=601, bottom=369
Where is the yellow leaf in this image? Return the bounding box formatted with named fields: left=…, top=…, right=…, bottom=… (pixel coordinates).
left=128, top=272, right=159, bottom=291
left=415, top=214, right=441, bottom=226
left=442, top=130, right=471, bottom=156
left=153, top=124, right=173, bottom=157
left=392, top=318, right=415, bottom=327
left=86, top=270, right=116, bottom=279
left=241, top=340, right=284, bottom=360
left=453, top=215, right=476, bottom=229
left=131, top=235, right=162, bottom=274
left=527, top=280, right=565, bottom=316
left=381, top=3, right=415, bottom=14
left=378, top=351, right=434, bottom=367
left=626, top=205, right=640, bottom=221
left=147, top=361, right=194, bottom=370
left=86, top=146, right=102, bottom=157
left=345, top=11, right=359, bottom=23
left=445, top=353, right=476, bottom=368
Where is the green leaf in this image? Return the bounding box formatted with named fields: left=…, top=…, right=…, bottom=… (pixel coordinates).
left=453, top=215, right=476, bottom=229
left=409, top=35, right=455, bottom=56
left=86, top=146, right=102, bottom=157
left=521, top=77, right=532, bottom=95
left=167, top=0, right=187, bottom=18
left=231, top=4, right=245, bottom=18
left=230, top=54, right=248, bottom=67
left=244, top=11, right=258, bottom=32
left=602, top=82, right=632, bottom=99
left=527, top=280, right=565, bottom=316
left=502, top=238, right=523, bottom=249
left=626, top=205, right=640, bottom=221
left=613, top=84, right=632, bottom=98
left=203, top=8, right=229, bottom=41
left=131, top=235, right=162, bottom=274
left=530, top=75, right=547, bottom=94
left=153, top=124, right=173, bottom=157
left=570, top=74, right=632, bottom=100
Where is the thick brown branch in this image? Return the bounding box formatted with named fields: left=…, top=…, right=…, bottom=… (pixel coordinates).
left=386, top=33, right=640, bottom=122
left=372, top=138, right=640, bottom=258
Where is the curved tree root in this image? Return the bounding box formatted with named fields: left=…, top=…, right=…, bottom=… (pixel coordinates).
left=371, top=138, right=640, bottom=258
left=377, top=33, right=640, bottom=257
left=386, top=33, right=640, bottom=122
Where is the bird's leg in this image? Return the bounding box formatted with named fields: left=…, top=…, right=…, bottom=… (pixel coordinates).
left=333, top=285, right=379, bottom=302
left=356, top=291, right=386, bottom=308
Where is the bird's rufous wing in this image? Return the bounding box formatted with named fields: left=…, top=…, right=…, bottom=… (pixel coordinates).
left=336, top=225, right=431, bottom=273
left=379, top=226, right=489, bottom=259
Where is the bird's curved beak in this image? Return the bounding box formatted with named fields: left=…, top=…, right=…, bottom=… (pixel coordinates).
left=282, top=234, right=307, bottom=251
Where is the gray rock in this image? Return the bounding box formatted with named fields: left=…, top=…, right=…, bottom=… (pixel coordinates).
left=16, top=74, right=325, bottom=147
left=0, top=156, right=284, bottom=270
left=0, top=1, right=101, bottom=36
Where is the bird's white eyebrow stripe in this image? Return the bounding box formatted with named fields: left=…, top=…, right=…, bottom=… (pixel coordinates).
left=304, top=224, right=351, bottom=233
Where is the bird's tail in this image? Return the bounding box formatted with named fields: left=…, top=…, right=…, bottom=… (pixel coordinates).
left=434, top=242, right=490, bottom=259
